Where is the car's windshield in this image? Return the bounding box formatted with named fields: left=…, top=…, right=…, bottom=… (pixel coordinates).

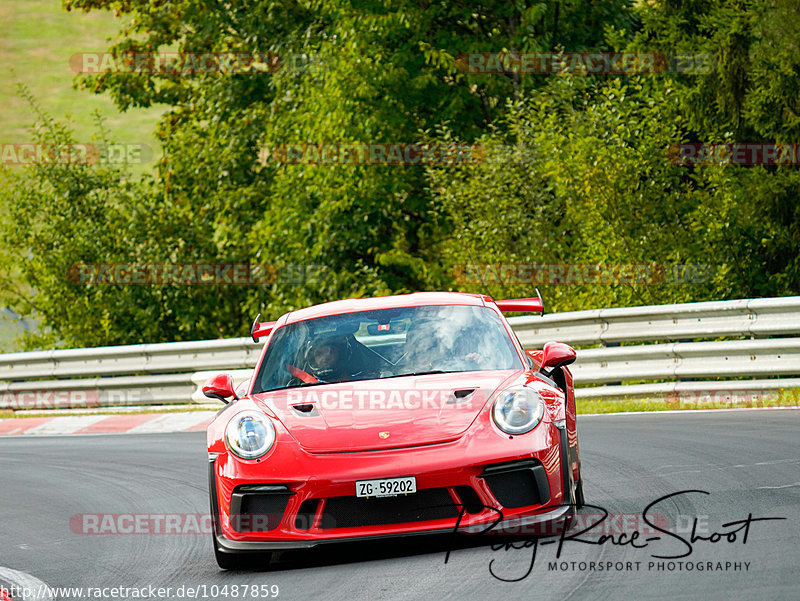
left=252, top=304, right=522, bottom=393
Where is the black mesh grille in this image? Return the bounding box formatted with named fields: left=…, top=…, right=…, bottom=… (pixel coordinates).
left=320, top=488, right=458, bottom=529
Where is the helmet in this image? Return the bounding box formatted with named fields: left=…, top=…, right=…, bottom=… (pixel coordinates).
left=305, top=334, right=350, bottom=379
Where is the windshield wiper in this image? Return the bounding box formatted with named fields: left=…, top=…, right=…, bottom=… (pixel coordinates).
left=381, top=369, right=460, bottom=379
left=290, top=380, right=331, bottom=388
left=270, top=380, right=331, bottom=391
left=259, top=370, right=461, bottom=392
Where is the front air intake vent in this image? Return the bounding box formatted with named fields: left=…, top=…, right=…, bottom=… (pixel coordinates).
left=448, top=389, right=476, bottom=403
left=480, top=460, right=550, bottom=509
left=230, top=484, right=294, bottom=532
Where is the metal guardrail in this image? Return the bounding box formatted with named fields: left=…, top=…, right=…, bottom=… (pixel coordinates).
left=1, top=296, right=799, bottom=409
left=509, top=296, right=800, bottom=347
left=0, top=339, right=260, bottom=409
left=508, top=296, right=800, bottom=400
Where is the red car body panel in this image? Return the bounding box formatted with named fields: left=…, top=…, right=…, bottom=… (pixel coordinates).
left=281, top=292, right=489, bottom=325
left=253, top=370, right=515, bottom=453
left=207, top=292, right=580, bottom=555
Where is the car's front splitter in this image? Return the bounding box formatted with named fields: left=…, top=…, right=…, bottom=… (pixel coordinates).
left=213, top=502, right=574, bottom=554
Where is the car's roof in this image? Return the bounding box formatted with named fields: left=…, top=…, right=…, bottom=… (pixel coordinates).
left=284, top=291, right=492, bottom=324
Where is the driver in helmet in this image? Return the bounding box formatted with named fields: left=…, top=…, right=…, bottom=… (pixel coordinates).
left=306, top=334, right=351, bottom=382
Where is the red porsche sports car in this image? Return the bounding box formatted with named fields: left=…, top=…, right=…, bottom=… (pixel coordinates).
left=204, top=292, right=583, bottom=569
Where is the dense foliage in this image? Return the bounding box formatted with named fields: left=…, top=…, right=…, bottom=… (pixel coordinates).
left=1, top=0, right=798, bottom=348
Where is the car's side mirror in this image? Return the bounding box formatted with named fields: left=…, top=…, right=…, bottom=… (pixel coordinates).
left=541, top=342, right=576, bottom=372
left=202, top=373, right=238, bottom=404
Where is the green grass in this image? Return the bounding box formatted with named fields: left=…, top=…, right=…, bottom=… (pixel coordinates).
left=0, top=0, right=165, bottom=165
left=0, top=0, right=166, bottom=350
left=577, top=388, right=800, bottom=414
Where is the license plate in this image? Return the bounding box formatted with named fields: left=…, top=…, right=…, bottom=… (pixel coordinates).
left=356, top=476, right=417, bottom=498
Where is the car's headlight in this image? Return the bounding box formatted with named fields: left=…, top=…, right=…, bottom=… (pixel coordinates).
left=225, top=411, right=276, bottom=459
left=492, top=386, right=544, bottom=435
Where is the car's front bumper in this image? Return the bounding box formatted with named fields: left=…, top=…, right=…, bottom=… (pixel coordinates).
left=210, top=417, right=575, bottom=552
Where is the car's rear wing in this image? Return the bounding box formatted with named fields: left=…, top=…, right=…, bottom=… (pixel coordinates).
left=251, top=314, right=277, bottom=342
left=494, top=289, right=544, bottom=315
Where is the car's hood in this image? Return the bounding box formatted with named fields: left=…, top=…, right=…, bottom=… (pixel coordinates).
left=252, top=370, right=521, bottom=452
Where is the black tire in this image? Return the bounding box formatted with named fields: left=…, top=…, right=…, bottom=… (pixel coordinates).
left=559, top=463, right=578, bottom=535
left=574, top=475, right=585, bottom=509
left=572, top=440, right=585, bottom=509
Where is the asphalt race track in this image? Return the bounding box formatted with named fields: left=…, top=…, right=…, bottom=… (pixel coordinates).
left=1, top=410, right=798, bottom=601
